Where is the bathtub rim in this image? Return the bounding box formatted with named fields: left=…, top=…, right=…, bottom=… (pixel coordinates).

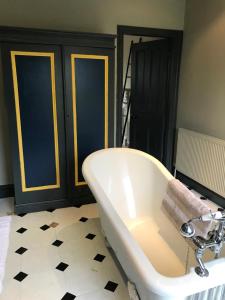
left=82, top=148, right=225, bottom=298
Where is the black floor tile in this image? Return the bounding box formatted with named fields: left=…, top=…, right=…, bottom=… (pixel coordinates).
left=18, top=213, right=27, bottom=217
left=13, top=272, right=28, bottom=282
left=56, top=262, right=69, bottom=272
left=16, top=227, right=27, bottom=234
left=85, top=233, right=96, bottom=240
left=46, top=208, right=55, bottom=212
left=15, top=247, right=28, bottom=255
left=52, top=240, right=63, bottom=247
left=40, top=224, right=50, bottom=231
left=61, top=292, right=76, bottom=300
left=79, top=217, right=88, bottom=222
left=200, top=196, right=207, bottom=200
left=104, top=281, right=118, bottom=292
left=94, top=254, right=105, bottom=262
left=74, top=204, right=82, bottom=208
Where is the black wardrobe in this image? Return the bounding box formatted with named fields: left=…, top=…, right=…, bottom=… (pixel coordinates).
left=0, top=27, right=115, bottom=213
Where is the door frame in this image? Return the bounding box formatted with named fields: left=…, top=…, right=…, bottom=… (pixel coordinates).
left=116, top=25, right=183, bottom=171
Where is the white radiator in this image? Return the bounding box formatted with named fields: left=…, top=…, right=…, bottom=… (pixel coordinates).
left=188, top=284, right=225, bottom=300
left=175, top=128, right=225, bottom=198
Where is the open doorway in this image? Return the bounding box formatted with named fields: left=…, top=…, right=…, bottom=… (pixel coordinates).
left=117, top=26, right=183, bottom=172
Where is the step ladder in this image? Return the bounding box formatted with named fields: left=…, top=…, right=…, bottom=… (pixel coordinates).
left=121, top=41, right=133, bottom=147
left=121, top=38, right=143, bottom=147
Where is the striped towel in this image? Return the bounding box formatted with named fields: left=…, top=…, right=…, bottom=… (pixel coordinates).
left=162, top=179, right=215, bottom=239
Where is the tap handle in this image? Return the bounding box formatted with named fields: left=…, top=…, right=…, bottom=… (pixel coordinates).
left=201, top=211, right=224, bottom=221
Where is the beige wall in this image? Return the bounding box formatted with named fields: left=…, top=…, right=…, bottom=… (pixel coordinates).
left=177, top=0, right=225, bottom=140
left=0, top=0, right=185, bottom=185
left=0, top=0, right=185, bottom=33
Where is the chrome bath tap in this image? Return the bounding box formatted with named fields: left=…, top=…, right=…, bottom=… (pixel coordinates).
left=180, top=208, right=225, bottom=277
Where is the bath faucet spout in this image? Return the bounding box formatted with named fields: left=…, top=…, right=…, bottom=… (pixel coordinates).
left=180, top=208, right=225, bottom=277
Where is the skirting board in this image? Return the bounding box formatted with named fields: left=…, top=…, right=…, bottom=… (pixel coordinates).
left=15, top=199, right=70, bottom=214
left=176, top=171, right=225, bottom=209
left=0, top=184, right=14, bottom=199
left=15, top=194, right=96, bottom=214
left=72, top=194, right=96, bottom=207
left=0, top=184, right=96, bottom=213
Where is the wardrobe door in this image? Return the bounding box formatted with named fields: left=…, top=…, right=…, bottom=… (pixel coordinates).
left=63, top=47, right=114, bottom=203
left=2, top=44, right=67, bottom=213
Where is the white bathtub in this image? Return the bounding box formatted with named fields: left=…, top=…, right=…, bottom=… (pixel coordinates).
left=82, top=148, right=225, bottom=300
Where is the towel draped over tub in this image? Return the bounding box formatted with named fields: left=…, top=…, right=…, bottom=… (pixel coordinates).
left=162, top=179, right=215, bottom=239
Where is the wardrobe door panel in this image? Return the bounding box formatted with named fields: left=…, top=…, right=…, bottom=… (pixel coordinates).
left=3, top=44, right=67, bottom=212
left=72, top=55, right=108, bottom=185
left=12, top=53, right=59, bottom=190
left=64, top=47, right=114, bottom=202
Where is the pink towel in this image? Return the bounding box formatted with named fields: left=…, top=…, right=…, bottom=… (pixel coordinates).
left=162, top=179, right=214, bottom=239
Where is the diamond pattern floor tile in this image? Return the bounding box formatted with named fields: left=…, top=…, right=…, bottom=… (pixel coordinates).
left=104, top=280, right=118, bottom=292
left=16, top=227, right=27, bottom=234
left=52, top=239, right=63, bottom=247
left=93, top=254, right=105, bottom=262
left=56, top=262, right=69, bottom=272
left=61, top=292, right=76, bottom=300
left=79, top=217, right=88, bottom=222
left=40, top=224, right=50, bottom=231
left=15, top=247, right=28, bottom=255
left=85, top=233, right=96, bottom=240
left=13, top=272, right=28, bottom=282
left=0, top=203, right=129, bottom=299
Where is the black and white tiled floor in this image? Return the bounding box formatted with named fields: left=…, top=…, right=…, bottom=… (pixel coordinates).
left=0, top=200, right=129, bottom=300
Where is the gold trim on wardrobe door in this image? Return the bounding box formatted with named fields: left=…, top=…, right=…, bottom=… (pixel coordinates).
left=10, top=51, right=60, bottom=192
left=71, top=54, right=109, bottom=187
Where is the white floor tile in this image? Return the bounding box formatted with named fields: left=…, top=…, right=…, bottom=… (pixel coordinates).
left=2, top=250, right=22, bottom=282
left=20, top=270, right=67, bottom=300
left=76, top=286, right=130, bottom=300
left=0, top=203, right=129, bottom=300
left=21, top=245, right=61, bottom=275
left=0, top=278, right=22, bottom=300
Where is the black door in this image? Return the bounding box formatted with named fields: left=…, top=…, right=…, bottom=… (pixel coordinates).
left=130, top=39, right=170, bottom=164
left=2, top=43, right=67, bottom=212
left=63, top=46, right=114, bottom=204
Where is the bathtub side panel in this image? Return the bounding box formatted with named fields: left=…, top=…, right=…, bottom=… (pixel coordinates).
left=99, top=206, right=188, bottom=300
